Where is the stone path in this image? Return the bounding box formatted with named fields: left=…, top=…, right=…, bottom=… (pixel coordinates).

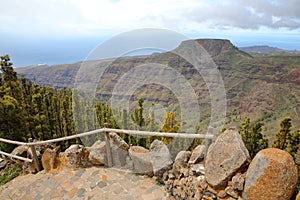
left=0, top=167, right=167, bottom=200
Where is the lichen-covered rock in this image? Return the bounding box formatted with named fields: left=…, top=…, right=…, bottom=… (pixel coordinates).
left=188, top=145, right=206, bottom=164
left=172, top=151, right=191, bottom=178
left=64, top=144, right=90, bottom=168
left=149, top=140, right=172, bottom=182
left=129, top=146, right=153, bottom=176
left=242, top=148, right=298, bottom=200
left=205, top=129, right=251, bottom=189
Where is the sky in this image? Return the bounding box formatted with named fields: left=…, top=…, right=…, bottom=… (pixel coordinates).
left=1, top=0, right=300, bottom=67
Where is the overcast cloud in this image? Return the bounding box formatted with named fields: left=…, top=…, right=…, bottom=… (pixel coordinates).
left=1, top=0, right=299, bottom=36
left=1, top=0, right=299, bottom=66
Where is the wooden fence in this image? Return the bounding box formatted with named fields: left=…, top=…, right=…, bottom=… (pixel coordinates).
left=0, top=124, right=214, bottom=171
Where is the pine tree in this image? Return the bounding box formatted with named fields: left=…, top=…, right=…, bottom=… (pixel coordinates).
left=0, top=55, right=24, bottom=151
left=287, top=130, right=300, bottom=161
left=160, top=112, right=180, bottom=145
left=240, top=117, right=268, bottom=158
left=272, top=117, right=292, bottom=150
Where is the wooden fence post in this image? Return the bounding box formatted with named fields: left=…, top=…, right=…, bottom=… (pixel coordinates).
left=104, top=123, right=113, bottom=167
left=28, top=138, right=41, bottom=172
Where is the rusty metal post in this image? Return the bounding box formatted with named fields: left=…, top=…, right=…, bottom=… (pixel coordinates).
left=28, top=138, right=41, bottom=172
left=104, top=123, right=113, bottom=167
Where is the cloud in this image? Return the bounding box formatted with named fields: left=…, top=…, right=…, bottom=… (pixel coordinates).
left=188, top=0, right=300, bottom=30
left=0, top=0, right=299, bottom=37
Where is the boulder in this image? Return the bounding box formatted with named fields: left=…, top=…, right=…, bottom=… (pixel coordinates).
left=109, top=133, right=129, bottom=167
left=88, top=136, right=129, bottom=167
left=88, top=140, right=107, bottom=165
left=64, top=144, right=90, bottom=168
left=205, top=129, right=251, bottom=189
left=242, top=148, right=298, bottom=200
left=11, top=146, right=29, bottom=158
left=172, top=151, right=191, bottom=178
left=188, top=145, right=206, bottom=164
left=129, top=146, right=153, bottom=176
left=149, top=140, right=173, bottom=183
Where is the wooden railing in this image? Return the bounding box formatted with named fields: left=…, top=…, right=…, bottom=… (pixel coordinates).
left=0, top=124, right=215, bottom=171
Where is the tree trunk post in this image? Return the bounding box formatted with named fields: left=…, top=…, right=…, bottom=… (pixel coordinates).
left=28, top=138, right=41, bottom=172
left=104, top=123, right=113, bottom=167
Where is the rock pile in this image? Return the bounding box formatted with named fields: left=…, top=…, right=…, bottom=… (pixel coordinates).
left=162, top=130, right=298, bottom=200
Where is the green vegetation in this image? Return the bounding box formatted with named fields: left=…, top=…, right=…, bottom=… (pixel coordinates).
left=239, top=116, right=300, bottom=188
left=239, top=117, right=268, bottom=158
left=0, top=55, right=77, bottom=152
left=160, top=112, right=180, bottom=145
left=0, top=164, right=23, bottom=186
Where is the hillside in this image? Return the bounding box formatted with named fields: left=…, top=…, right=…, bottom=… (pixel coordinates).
left=16, top=39, right=300, bottom=141
left=239, top=45, right=300, bottom=56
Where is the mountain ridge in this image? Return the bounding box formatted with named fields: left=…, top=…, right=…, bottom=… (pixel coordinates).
left=15, top=39, right=300, bottom=139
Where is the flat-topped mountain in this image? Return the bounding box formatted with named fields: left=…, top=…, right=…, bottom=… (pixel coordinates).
left=16, top=39, right=300, bottom=138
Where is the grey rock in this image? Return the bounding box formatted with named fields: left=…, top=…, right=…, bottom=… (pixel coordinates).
left=89, top=141, right=107, bottom=165
left=232, top=174, right=245, bottom=191
left=0, top=158, right=8, bottom=170
left=188, top=145, right=206, bottom=164
left=172, top=151, right=191, bottom=178
left=149, top=140, right=173, bottom=176
left=205, top=129, right=251, bottom=189
left=88, top=137, right=129, bottom=167
left=225, top=186, right=239, bottom=198
left=109, top=132, right=129, bottom=151
left=191, top=163, right=205, bottom=176
left=129, top=146, right=153, bottom=176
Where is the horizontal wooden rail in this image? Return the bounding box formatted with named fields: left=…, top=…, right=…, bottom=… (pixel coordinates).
left=26, top=128, right=105, bottom=146
left=0, top=138, right=27, bottom=146
left=105, top=128, right=214, bottom=139
left=0, top=127, right=215, bottom=170
left=0, top=150, right=32, bottom=162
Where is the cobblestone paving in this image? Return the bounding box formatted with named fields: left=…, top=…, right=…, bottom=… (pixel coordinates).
left=0, top=167, right=167, bottom=200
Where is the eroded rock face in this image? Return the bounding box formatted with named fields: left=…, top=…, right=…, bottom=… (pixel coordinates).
left=205, top=129, right=251, bottom=189
left=243, top=148, right=298, bottom=200
left=129, top=146, right=153, bottom=176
